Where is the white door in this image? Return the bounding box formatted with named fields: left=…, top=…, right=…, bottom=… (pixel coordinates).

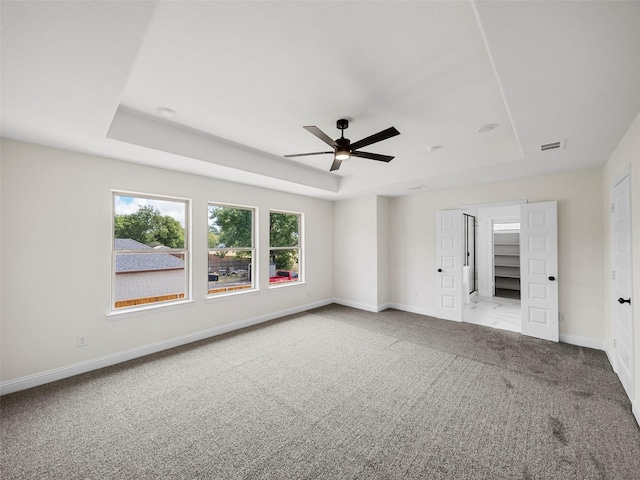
left=520, top=201, right=559, bottom=342
left=612, top=171, right=634, bottom=401
left=436, top=210, right=463, bottom=321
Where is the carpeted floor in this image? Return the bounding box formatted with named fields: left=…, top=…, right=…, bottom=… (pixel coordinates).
left=2, top=305, right=639, bottom=479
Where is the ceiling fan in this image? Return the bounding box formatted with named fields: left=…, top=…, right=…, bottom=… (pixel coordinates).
left=284, top=119, right=400, bottom=172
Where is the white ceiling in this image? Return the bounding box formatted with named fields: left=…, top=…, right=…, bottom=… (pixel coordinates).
left=2, top=1, right=639, bottom=200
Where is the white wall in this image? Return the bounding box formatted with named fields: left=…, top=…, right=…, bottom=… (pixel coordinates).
left=388, top=168, right=605, bottom=345
left=0, top=139, right=334, bottom=387
left=333, top=196, right=379, bottom=311
left=603, top=112, right=640, bottom=421
left=377, top=196, right=390, bottom=307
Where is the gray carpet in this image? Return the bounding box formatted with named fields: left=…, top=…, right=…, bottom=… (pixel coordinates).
left=2, top=305, right=639, bottom=479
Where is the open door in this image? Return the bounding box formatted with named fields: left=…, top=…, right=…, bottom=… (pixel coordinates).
left=436, top=210, right=463, bottom=321
left=520, top=201, right=559, bottom=342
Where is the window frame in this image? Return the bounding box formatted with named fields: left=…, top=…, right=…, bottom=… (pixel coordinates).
left=269, top=209, right=303, bottom=287
left=207, top=202, right=257, bottom=297
left=111, top=191, right=191, bottom=314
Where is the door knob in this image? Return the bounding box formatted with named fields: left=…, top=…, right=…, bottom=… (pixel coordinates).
left=437, top=268, right=442, bottom=272
left=618, top=297, right=631, bottom=305
left=548, top=276, right=556, bottom=281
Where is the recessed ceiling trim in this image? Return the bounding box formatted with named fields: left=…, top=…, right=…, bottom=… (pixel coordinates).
left=107, top=108, right=339, bottom=193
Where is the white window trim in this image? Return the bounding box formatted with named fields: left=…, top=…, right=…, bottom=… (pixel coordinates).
left=269, top=209, right=304, bottom=288
left=207, top=202, right=258, bottom=298
left=111, top=190, right=192, bottom=314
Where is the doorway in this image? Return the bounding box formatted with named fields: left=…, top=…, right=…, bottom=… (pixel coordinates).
left=437, top=201, right=559, bottom=341
left=463, top=205, right=522, bottom=333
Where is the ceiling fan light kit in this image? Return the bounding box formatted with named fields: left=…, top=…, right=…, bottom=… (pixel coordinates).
left=284, top=118, right=400, bottom=172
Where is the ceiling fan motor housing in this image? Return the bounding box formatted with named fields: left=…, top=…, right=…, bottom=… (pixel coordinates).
left=336, top=137, right=350, bottom=149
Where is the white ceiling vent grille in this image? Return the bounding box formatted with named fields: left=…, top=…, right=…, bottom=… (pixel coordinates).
left=540, top=140, right=565, bottom=152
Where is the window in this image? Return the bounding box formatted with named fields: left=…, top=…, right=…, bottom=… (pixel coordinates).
left=112, top=193, right=189, bottom=311
left=269, top=211, right=301, bottom=285
left=208, top=204, right=255, bottom=295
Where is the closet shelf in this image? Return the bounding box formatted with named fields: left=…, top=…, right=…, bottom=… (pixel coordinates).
left=494, top=231, right=520, bottom=299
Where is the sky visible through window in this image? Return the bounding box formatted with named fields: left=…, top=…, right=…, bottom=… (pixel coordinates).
left=115, top=195, right=186, bottom=227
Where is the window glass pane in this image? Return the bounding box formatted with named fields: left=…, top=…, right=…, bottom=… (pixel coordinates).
left=208, top=251, right=253, bottom=294
left=113, top=194, right=188, bottom=310
left=270, top=212, right=299, bottom=247
left=208, top=204, right=254, bottom=296
left=209, top=205, right=252, bottom=248
left=269, top=249, right=299, bottom=284
left=114, top=195, right=186, bottom=249
left=114, top=252, right=186, bottom=308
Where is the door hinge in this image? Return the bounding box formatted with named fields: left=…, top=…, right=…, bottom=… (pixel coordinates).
left=613, top=271, right=616, bottom=280
left=611, top=203, right=615, bottom=213
left=613, top=338, right=617, bottom=348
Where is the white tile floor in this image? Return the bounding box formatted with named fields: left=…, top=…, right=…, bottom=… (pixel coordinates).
left=463, top=295, right=521, bottom=333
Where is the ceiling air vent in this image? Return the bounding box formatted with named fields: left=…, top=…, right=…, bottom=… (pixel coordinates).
left=540, top=140, right=565, bottom=152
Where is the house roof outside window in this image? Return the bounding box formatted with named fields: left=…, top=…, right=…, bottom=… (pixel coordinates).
left=115, top=238, right=184, bottom=273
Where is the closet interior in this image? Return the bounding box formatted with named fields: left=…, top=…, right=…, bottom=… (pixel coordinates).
left=493, top=222, right=521, bottom=299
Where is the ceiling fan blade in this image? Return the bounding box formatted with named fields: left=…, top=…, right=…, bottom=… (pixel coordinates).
left=351, top=151, right=395, bottom=163
left=349, top=126, right=400, bottom=151
left=329, top=159, right=342, bottom=171
left=284, top=151, right=333, bottom=158
left=303, top=126, right=338, bottom=148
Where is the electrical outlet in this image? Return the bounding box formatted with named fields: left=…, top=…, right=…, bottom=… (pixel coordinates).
left=559, top=313, right=566, bottom=323
left=412, top=290, right=418, bottom=299
left=77, top=334, right=88, bottom=347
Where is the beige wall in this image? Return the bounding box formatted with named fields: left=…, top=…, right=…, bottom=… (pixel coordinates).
left=333, top=195, right=379, bottom=310
left=3, top=118, right=637, bottom=413
left=377, top=196, right=390, bottom=307
left=0, top=139, right=334, bottom=385
left=388, top=168, right=605, bottom=345
left=603, top=112, right=640, bottom=417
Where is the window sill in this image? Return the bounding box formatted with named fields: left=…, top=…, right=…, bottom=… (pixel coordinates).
left=206, top=288, right=260, bottom=303
left=107, top=299, right=194, bottom=321
left=268, top=281, right=306, bottom=291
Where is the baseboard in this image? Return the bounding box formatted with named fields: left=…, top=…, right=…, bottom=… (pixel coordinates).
left=604, top=345, right=638, bottom=427
left=0, top=298, right=334, bottom=396
left=386, top=302, right=438, bottom=318
left=605, top=345, right=617, bottom=373
left=333, top=298, right=386, bottom=313
left=558, top=333, right=605, bottom=351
